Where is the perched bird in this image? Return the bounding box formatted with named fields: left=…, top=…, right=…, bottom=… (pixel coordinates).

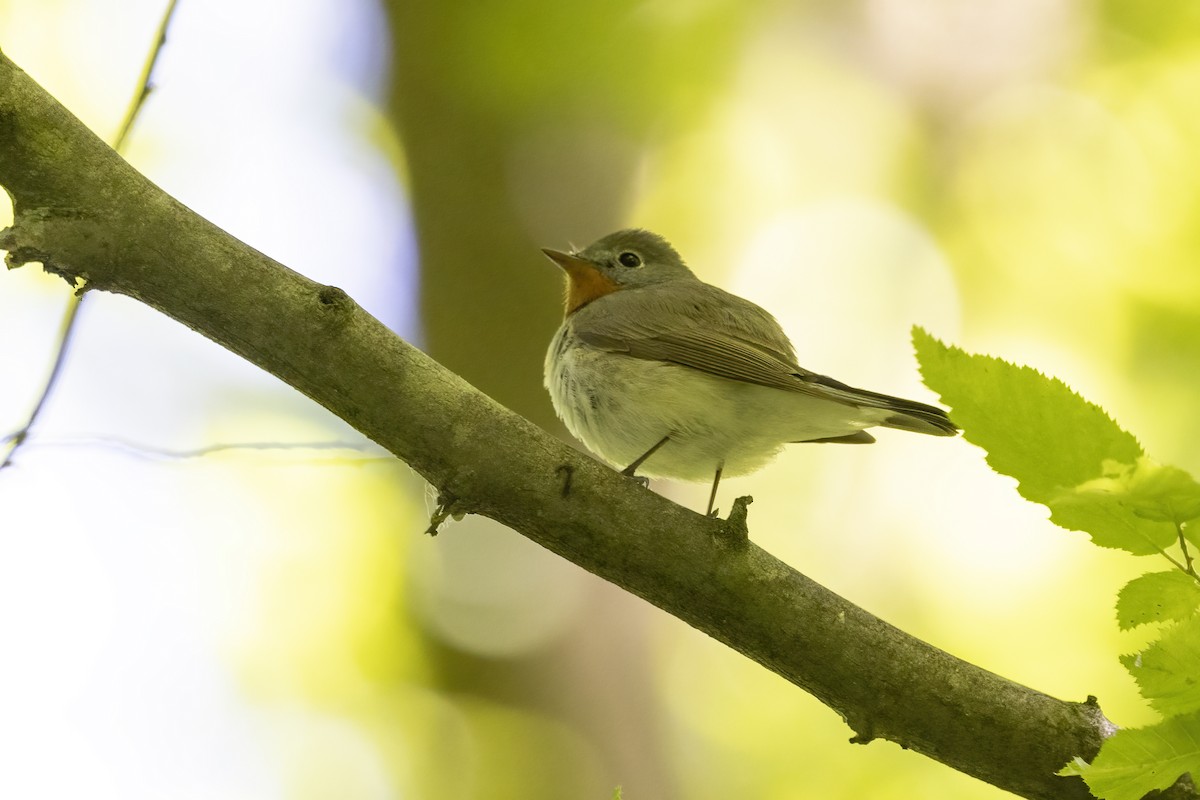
left=542, top=229, right=957, bottom=515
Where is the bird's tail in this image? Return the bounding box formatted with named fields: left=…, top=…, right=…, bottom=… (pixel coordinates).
left=802, top=374, right=959, bottom=437
left=856, top=387, right=958, bottom=436
left=876, top=402, right=960, bottom=436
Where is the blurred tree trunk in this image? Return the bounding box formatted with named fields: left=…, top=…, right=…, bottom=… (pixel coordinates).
left=383, top=3, right=671, bottom=797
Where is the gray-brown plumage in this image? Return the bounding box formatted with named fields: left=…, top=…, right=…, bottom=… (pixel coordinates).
left=543, top=229, right=957, bottom=513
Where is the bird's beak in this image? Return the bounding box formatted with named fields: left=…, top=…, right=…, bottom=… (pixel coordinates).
left=542, top=248, right=620, bottom=315
left=541, top=248, right=596, bottom=277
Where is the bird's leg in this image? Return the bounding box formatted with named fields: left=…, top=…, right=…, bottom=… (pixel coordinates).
left=621, top=435, right=670, bottom=487
left=706, top=461, right=724, bottom=517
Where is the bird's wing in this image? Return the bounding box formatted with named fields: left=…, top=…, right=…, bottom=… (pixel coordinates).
left=584, top=326, right=809, bottom=392
left=573, top=282, right=958, bottom=435
left=573, top=282, right=821, bottom=394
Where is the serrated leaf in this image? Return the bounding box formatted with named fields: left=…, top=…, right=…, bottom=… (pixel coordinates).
left=1059, top=713, right=1200, bottom=800
left=1058, top=755, right=1090, bottom=778
left=913, top=328, right=1142, bottom=504
left=1124, top=615, right=1200, bottom=715
left=912, top=329, right=1189, bottom=555
left=1117, top=571, right=1200, bottom=631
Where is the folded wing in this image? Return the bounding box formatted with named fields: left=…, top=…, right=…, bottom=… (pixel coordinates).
left=574, top=282, right=958, bottom=437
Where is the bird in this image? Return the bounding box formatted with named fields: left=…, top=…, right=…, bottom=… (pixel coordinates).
left=541, top=228, right=957, bottom=516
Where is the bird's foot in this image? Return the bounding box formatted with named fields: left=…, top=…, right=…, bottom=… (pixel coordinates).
left=618, top=462, right=651, bottom=487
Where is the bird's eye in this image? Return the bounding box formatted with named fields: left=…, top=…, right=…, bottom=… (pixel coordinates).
left=618, top=251, right=642, bottom=268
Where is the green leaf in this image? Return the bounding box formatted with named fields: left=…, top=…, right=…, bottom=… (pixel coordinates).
left=1049, top=486, right=1178, bottom=555
left=1123, top=615, right=1200, bottom=716
left=1059, top=713, right=1200, bottom=800
left=913, top=329, right=1187, bottom=555
left=1057, top=755, right=1090, bottom=778
left=1063, top=459, right=1200, bottom=529
left=1119, top=463, right=1200, bottom=524
left=913, top=328, right=1142, bottom=504
left=1117, top=571, right=1200, bottom=631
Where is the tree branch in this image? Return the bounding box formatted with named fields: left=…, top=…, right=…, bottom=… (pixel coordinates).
left=0, top=50, right=1154, bottom=800
left=2, top=0, right=182, bottom=470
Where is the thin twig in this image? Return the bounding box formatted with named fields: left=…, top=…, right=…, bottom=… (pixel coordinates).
left=0, top=0, right=181, bottom=470
left=1128, top=525, right=1194, bottom=575
left=1, top=296, right=83, bottom=467
left=112, top=0, right=180, bottom=152
left=1150, top=539, right=1190, bottom=574
left=1178, top=522, right=1196, bottom=577
left=5, top=434, right=389, bottom=463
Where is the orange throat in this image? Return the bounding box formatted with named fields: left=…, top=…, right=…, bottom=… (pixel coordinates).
left=564, top=264, right=621, bottom=315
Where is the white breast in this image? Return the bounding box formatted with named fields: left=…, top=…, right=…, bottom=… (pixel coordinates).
left=544, top=324, right=871, bottom=482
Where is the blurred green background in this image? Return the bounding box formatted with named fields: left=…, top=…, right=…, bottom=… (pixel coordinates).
left=1, top=0, right=1198, bottom=797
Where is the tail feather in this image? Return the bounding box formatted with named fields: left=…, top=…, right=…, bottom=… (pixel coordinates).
left=879, top=409, right=959, bottom=437
left=800, top=373, right=959, bottom=437
left=804, top=431, right=877, bottom=444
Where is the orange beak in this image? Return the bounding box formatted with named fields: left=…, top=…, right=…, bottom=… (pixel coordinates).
left=542, top=248, right=621, bottom=315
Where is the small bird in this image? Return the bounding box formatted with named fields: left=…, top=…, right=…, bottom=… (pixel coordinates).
left=542, top=229, right=957, bottom=516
